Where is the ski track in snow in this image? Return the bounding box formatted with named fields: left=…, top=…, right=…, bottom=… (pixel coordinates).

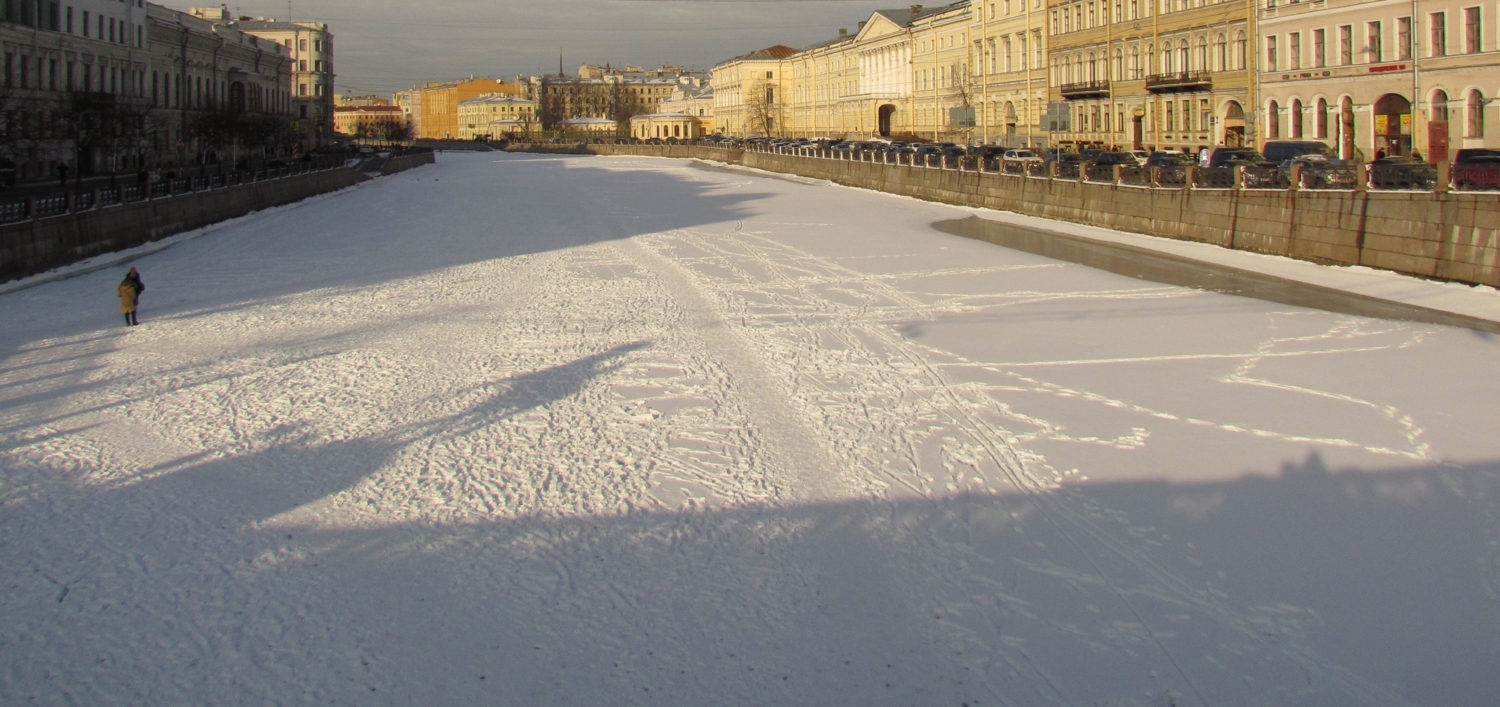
left=1, top=153, right=1498, bottom=706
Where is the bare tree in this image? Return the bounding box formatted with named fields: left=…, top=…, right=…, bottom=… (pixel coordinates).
left=745, top=78, right=780, bottom=137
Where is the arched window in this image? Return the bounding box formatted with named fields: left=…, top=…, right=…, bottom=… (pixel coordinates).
left=1088, top=52, right=1097, bottom=81
left=1268, top=100, right=1281, bottom=138
left=1216, top=33, right=1227, bottom=70
left=1197, top=37, right=1208, bottom=71
left=1113, top=48, right=1124, bottom=80
left=1431, top=89, right=1449, bottom=123
left=1130, top=45, right=1141, bottom=78
left=1315, top=97, right=1328, bottom=138
left=1162, top=45, right=1173, bottom=73
left=1468, top=89, right=1486, bottom=137
left=1178, top=39, right=1190, bottom=72
left=1290, top=98, right=1303, bottom=137
left=1235, top=31, right=1247, bottom=70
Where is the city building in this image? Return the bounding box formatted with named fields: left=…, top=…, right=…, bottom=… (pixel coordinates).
left=402, top=77, right=522, bottom=139
left=630, top=112, right=705, bottom=140
left=0, top=0, right=154, bottom=181
left=337, top=94, right=390, bottom=107
left=456, top=93, right=536, bottom=139
left=1045, top=0, right=1251, bottom=152
left=538, top=70, right=692, bottom=131
left=333, top=104, right=406, bottom=139
left=146, top=4, right=295, bottom=163
left=714, top=3, right=1050, bottom=144
left=660, top=81, right=714, bottom=133
left=189, top=7, right=335, bottom=147
left=1257, top=0, right=1498, bottom=161
left=712, top=45, right=797, bottom=136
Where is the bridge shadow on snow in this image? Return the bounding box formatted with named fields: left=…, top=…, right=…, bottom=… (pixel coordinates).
left=4, top=376, right=1497, bottom=707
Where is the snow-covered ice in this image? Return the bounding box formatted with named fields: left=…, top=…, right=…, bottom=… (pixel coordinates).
left=2, top=152, right=1498, bottom=706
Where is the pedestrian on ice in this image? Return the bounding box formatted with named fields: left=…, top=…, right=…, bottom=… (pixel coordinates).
left=118, top=267, right=144, bottom=326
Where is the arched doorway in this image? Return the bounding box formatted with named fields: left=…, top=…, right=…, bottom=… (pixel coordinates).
left=1373, top=93, right=1411, bottom=156
left=1221, top=101, right=1245, bottom=146
left=1429, top=90, right=1450, bottom=162
left=877, top=104, right=897, bottom=137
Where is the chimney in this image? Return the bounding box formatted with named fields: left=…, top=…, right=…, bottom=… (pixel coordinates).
left=911, top=5, right=923, bottom=18
left=839, top=28, right=847, bottom=37
left=858, top=20, right=867, bottom=31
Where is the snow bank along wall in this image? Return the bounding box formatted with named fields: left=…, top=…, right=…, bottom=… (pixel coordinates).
left=523, top=144, right=1500, bottom=288
left=0, top=152, right=435, bottom=283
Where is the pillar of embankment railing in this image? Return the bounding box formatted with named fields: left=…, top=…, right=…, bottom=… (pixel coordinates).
left=1113, top=164, right=1123, bottom=186
left=1289, top=164, right=1303, bottom=192
left=1184, top=166, right=1196, bottom=189
left=1436, top=162, right=1451, bottom=193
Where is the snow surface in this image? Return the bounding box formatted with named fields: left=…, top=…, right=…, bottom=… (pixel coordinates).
left=2, top=152, right=1498, bottom=706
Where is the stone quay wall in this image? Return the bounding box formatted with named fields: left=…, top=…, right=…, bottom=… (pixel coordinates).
left=0, top=152, right=434, bottom=283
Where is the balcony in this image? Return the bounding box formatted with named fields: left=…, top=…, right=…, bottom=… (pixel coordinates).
left=1145, top=71, right=1213, bottom=93
left=1059, top=81, right=1110, bottom=99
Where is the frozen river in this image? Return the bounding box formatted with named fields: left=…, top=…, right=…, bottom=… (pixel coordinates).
left=2, top=152, right=1498, bottom=706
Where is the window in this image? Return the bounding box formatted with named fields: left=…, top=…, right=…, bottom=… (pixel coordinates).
left=1468, top=89, right=1486, bottom=137
left=82, top=10, right=88, bottom=37
left=1431, top=12, right=1447, bottom=56
left=1339, top=25, right=1353, bottom=64
left=1432, top=89, right=1449, bottom=123
left=1268, top=100, right=1280, bottom=138
left=1315, top=97, right=1328, bottom=138
left=1314, top=28, right=1326, bottom=67
left=314, top=39, right=323, bottom=52
left=1368, top=22, right=1383, bottom=62
left=1290, top=99, right=1303, bottom=137
left=1464, top=7, right=1481, bottom=53
left=1266, top=36, right=1278, bottom=71
left=65, top=7, right=71, bottom=33
left=1397, top=17, right=1411, bottom=60
left=1290, top=32, right=1301, bottom=69
left=1235, top=31, right=1247, bottom=69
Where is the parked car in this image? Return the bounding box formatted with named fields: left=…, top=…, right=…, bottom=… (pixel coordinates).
left=1144, top=151, right=1194, bottom=169
left=1281, top=154, right=1356, bottom=189
left=1451, top=148, right=1500, bottom=190
left=1003, top=149, right=1042, bottom=162
left=1088, top=152, right=1138, bottom=166
left=1125, top=150, right=1150, bottom=166
left=1262, top=140, right=1333, bottom=165
left=1204, top=147, right=1274, bottom=168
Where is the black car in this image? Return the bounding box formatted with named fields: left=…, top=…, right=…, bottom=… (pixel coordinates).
left=1143, top=151, right=1193, bottom=169
left=1205, top=147, right=1274, bottom=168
left=1262, top=140, right=1333, bottom=164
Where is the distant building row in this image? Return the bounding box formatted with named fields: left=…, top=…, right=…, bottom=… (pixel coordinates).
left=710, top=0, right=1500, bottom=159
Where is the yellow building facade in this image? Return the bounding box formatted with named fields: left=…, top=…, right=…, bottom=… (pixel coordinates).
left=1045, top=0, right=1252, bottom=152
left=715, top=3, right=1052, bottom=145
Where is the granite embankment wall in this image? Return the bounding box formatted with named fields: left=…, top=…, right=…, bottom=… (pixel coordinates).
left=0, top=151, right=434, bottom=282
left=514, top=144, right=1500, bottom=287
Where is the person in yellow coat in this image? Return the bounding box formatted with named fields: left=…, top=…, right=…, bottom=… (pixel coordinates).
left=118, top=275, right=139, bottom=326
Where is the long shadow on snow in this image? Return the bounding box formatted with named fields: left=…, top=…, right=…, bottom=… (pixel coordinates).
left=4, top=429, right=1497, bottom=707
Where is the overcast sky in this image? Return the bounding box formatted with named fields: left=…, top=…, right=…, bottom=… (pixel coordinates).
left=216, top=0, right=898, bottom=96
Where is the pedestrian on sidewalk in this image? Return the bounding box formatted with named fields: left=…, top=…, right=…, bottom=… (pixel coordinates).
left=118, top=267, right=145, bottom=326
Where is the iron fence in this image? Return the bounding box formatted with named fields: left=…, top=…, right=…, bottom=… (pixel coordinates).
left=1193, top=167, right=1236, bottom=189
left=1084, top=163, right=1116, bottom=183
left=0, top=157, right=345, bottom=226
